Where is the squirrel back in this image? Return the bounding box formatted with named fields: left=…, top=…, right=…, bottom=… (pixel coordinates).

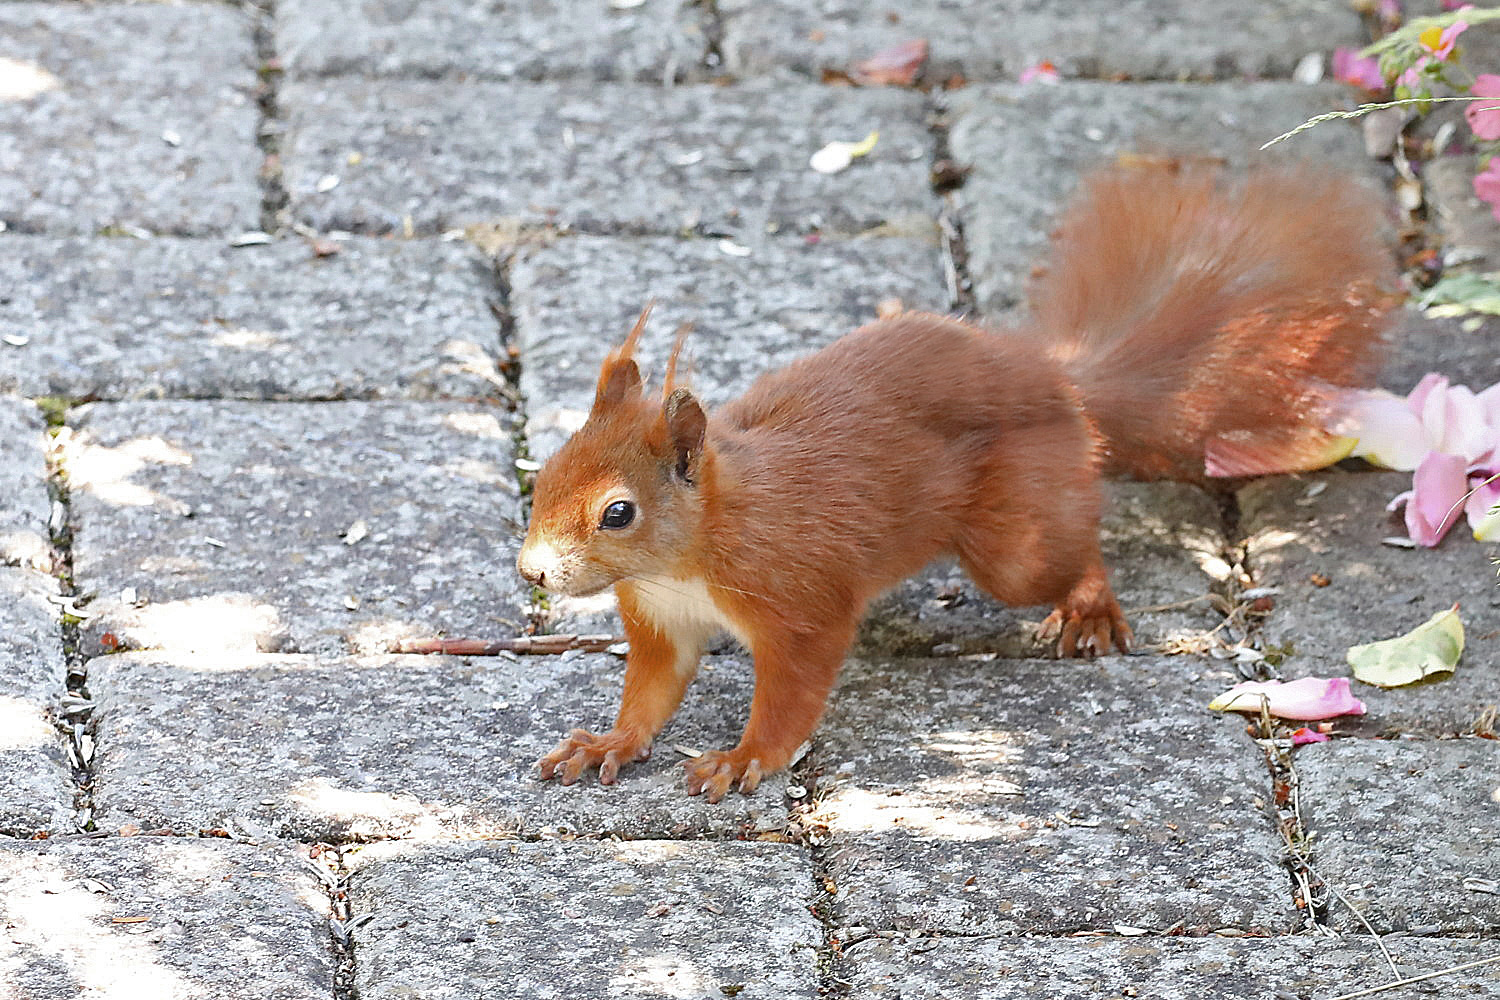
left=1026, top=163, right=1398, bottom=480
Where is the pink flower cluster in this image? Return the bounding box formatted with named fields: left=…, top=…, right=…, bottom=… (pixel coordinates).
left=1335, top=374, right=1500, bottom=545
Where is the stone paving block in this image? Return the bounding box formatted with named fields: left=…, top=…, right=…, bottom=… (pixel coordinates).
left=277, top=0, right=709, bottom=82
left=0, top=3, right=260, bottom=236
left=862, top=480, right=1229, bottom=657
left=811, top=655, right=1292, bottom=935
left=844, top=934, right=1500, bottom=999
left=947, top=82, right=1374, bottom=316
left=0, top=236, right=507, bottom=401
left=65, top=400, right=526, bottom=657
left=0, top=568, right=70, bottom=837
left=345, top=839, right=820, bottom=1000
left=1240, top=470, right=1499, bottom=737
left=0, top=396, right=51, bottom=572
left=1297, top=739, right=1500, bottom=934
left=1382, top=305, right=1500, bottom=397
left=88, top=651, right=790, bottom=840
left=0, top=835, right=333, bottom=999
left=511, top=232, right=947, bottom=464
left=282, top=78, right=935, bottom=236
left=720, top=0, right=1364, bottom=83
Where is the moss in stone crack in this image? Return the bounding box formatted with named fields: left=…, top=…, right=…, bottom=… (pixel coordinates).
left=34, top=396, right=70, bottom=428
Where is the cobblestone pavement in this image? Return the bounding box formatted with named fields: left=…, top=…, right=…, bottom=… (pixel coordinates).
left=2, top=2, right=1498, bottom=998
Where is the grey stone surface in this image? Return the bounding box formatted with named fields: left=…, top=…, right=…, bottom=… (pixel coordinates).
left=0, top=396, right=51, bottom=572
left=0, top=236, right=507, bottom=401
left=277, top=0, right=710, bottom=82
left=511, top=231, right=947, bottom=466
left=0, top=568, right=70, bottom=837
left=844, top=934, right=1500, bottom=999
left=812, top=655, right=1292, bottom=935
left=1240, top=470, right=1499, bottom=736
left=282, top=78, right=936, bottom=236
left=721, top=0, right=1364, bottom=83
left=1382, top=306, right=1500, bottom=396
left=89, top=651, right=791, bottom=840
left=0, top=836, right=333, bottom=999
left=947, top=82, right=1376, bottom=316
left=1298, top=739, right=1500, bottom=934
left=1427, top=155, right=1500, bottom=272
left=0, top=399, right=69, bottom=835
left=65, top=400, right=526, bottom=657
left=346, top=839, right=820, bottom=1000
left=862, top=480, right=1229, bottom=657
left=0, top=3, right=260, bottom=236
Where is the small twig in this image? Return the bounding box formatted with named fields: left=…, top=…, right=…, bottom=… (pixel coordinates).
left=1319, top=954, right=1500, bottom=1000
left=1302, top=860, right=1401, bottom=979
left=1124, top=594, right=1213, bottom=615
left=393, top=634, right=619, bottom=655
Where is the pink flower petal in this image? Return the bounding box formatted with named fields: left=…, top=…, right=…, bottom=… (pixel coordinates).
left=1291, top=727, right=1331, bottom=745
left=1466, top=74, right=1500, bottom=140
left=1209, top=677, right=1367, bottom=721
left=1019, top=60, right=1060, bottom=85
left=1466, top=470, right=1500, bottom=540
left=1473, top=159, right=1500, bottom=223
left=1407, top=450, right=1470, bottom=546
left=1406, top=372, right=1448, bottom=414
left=1333, top=388, right=1428, bottom=470
left=1333, top=48, right=1387, bottom=91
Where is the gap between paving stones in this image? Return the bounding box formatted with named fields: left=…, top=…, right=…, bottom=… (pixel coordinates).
left=37, top=397, right=95, bottom=837
left=249, top=0, right=290, bottom=234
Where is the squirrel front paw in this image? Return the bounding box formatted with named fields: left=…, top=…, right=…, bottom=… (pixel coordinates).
left=683, top=749, right=767, bottom=803
left=1039, top=603, right=1133, bottom=657
left=537, top=727, right=652, bottom=786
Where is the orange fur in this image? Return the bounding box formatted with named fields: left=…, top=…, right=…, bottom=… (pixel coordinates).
left=518, top=162, right=1399, bottom=801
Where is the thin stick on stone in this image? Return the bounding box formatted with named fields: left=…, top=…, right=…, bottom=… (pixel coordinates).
left=1319, top=954, right=1500, bottom=1000
left=393, top=634, right=619, bottom=655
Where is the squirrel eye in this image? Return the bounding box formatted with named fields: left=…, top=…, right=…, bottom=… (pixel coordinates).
left=600, top=500, right=636, bottom=530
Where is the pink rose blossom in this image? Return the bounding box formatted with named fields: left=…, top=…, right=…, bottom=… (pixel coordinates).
left=1208, top=677, right=1367, bottom=721
left=1291, top=727, right=1331, bottom=745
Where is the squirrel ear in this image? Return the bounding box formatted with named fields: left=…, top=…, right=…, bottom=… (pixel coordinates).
left=594, top=356, right=642, bottom=409
left=663, top=387, right=707, bottom=485
left=592, top=302, right=654, bottom=409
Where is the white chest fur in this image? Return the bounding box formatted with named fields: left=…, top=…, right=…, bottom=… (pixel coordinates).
left=628, top=575, right=751, bottom=650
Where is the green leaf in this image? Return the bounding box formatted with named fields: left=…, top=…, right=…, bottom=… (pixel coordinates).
left=1415, top=272, right=1500, bottom=319
left=1346, top=606, right=1464, bottom=688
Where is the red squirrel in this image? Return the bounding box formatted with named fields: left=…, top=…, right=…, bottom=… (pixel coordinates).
left=516, top=162, right=1398, bottom=802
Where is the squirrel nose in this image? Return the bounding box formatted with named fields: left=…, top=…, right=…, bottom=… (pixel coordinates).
left=516, top=552, right=547, bottom=588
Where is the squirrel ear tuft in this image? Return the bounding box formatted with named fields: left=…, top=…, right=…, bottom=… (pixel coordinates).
left=592, top=301, right=654, bottom=409
left=663, top=387, right=707, bottom=484
left=662, top=321, right=695, bottom=399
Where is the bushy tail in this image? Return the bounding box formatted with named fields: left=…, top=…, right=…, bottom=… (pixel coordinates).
left=1026, top=161, right=1401, bottom=480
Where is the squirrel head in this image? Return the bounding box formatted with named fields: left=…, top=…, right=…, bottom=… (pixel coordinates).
left=517, top=305, right=710, bottom=597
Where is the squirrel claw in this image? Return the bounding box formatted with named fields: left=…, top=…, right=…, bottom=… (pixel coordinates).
left=537, top=727, right=651, bottom=786
left=684, top=751, right=764, bottom=803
